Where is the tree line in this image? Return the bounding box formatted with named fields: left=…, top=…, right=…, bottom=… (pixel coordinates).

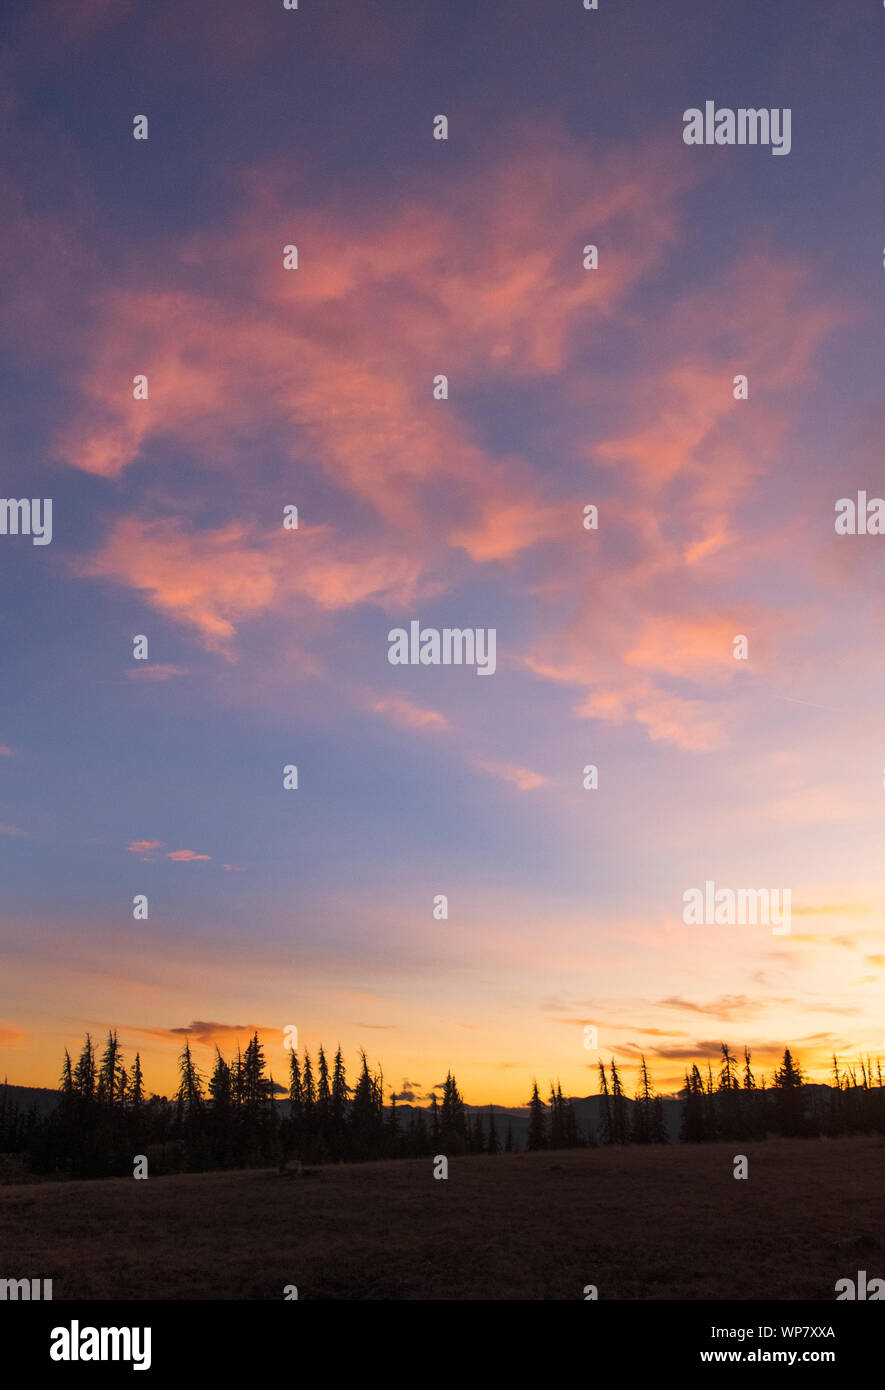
left=2, top=1034, right=884, bottom=1179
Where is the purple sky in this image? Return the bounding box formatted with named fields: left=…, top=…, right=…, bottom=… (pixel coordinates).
left=1, top=0, right=884, bottom=1102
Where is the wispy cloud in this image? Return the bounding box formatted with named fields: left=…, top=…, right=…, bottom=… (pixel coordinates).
left=126, top=839, right=163, bottom=860
left=474, top=759, right=549, bottom=791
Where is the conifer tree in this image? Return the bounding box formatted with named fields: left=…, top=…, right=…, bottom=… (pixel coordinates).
left=548, top=1083, right=565, bottom=1149
left=527, top=1080, right=546, bottom=1150
left=331, top=1046, right=349, bottom=1140
left=59, top=1050, right=74, bottom=1097
left=597, top=1060, right=613, bottom=1145
left=609, top=1060, right=629, bottom=1145
left=631, top=1055, right=654, bottom=1144
left=208, top=1048, right=231, bottom=1109
left=679, top=1064, right=707, bottom=1142
left=242, top=1033, right=270, bottom=1111
left=176, top=1039, right=204, bottom=1114
left=440, top=1072, right=466, bottom=1142
left=773, top=1048, right=806, bottom=1136
left=716, top=1043, right=742, bottom=1139
left=302, top=1050, right=316, bottom=1109
left=316, top=1045, right=331, bottom=1141
left=288, top=1049, right=303, bottom=1122
left=98, top=1030, right=122, bottom=1107
left=73, top=1034, right=96, bottom=1100
left=350, top=1050, right=383, bottom=1159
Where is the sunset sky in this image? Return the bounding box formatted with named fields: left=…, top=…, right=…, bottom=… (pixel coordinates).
left=2, top=0, right=885, bottom=1105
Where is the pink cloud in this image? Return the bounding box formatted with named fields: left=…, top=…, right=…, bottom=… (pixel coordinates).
left=369, top=695, right=450, bottom=732
left=167, top=850, right=211, bottom=862
left=475, top=759, right=549, bottom=791
left=78, top=517, right=432, bottom=652
left=36, top=133, right=850, bottom=761
left=127, top=840, right=163, bottom=860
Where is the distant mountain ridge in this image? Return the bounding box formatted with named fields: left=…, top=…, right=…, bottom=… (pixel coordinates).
left=0, top=1081, right=838, bottom=1147
left=0, top=1084, right=698, bottom=1144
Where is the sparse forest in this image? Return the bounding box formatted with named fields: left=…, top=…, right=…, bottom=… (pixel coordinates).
left=1, top=1034, right=884, bottom=1180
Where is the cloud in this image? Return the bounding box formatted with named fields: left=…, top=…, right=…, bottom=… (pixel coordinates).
left=474, top=758, right=549, bottom=791
left=788, top=933, right=859, bottom=947
left=519, top=253, right=851, bottom=750
left=392, top=1081, right=425, bottom=1102
left=78, top=519, right=278, bottom=654
left=78, top=517, right=430, bottom=654
left=450, top=500, right=568, bottom=564
left=0, top=823, right=27, bottom=838
left=127, top=839, right=163, bottom=859
left=167, top=849, right=211, bottom=862
left=133, top=1021, right=271, bottom=1048
left=791, top=904, right=871, bottom=918
left=655, top=995, right=754, bottom=1019
left=47, top=128, right=696, bottom=679
left=368, top=695, right=450, bottom=732
left=0, top=1025, right=25, bottom=1046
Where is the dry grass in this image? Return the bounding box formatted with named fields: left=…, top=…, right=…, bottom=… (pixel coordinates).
left=2, top=1137, right=883, bottom=1300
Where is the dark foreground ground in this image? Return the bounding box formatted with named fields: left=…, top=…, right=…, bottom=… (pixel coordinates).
left=2, top=1137, right=883, bottom=1299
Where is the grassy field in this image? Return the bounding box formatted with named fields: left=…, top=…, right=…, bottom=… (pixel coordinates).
left=2, top=1137, right=883, bottom=1300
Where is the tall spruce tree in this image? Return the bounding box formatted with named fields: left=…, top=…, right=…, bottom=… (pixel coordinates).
left=527, top=1080, right=546, bottom=1150
left=773, top=1048, right=806, bottom=1136
left=609, top=1060, right=629, bottom=1145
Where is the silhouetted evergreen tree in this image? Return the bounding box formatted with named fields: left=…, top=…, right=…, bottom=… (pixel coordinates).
left=609, top=1060, right=629, bottom=1146
left=527, top=1081, right=546, bottom=1150
left=773, top=1049, right=806, bottom=1137
left=350, top=1050, right=383, bottom=1160
left=331, top=1046, right=349, bottom=1150
left=73, top=1034, right=96, bottom=1100
left=716, top=1043, right=742, bottom=1139
left=98, top=1031, right=122, bottom=1107
left=631, top=1056, right=655, bottom=1144
left=679, top=1065, right=708, bottom=1142
left=597, top=1060, right=614, bottom=1145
